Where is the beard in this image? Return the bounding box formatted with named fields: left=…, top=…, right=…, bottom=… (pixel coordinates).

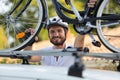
left=50, top=36, right=66, bottom=46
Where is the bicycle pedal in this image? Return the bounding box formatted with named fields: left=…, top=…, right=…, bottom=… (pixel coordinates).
left=92, top=41, right=101, bottom=47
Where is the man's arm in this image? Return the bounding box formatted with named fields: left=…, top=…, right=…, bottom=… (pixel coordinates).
left=24, top=46, right=42, bottom=62
left=24, top=28, right=41, bottom=62
left=74, top=0, right=97, bottom=49
left=74, top=34, right=85, bottom=50
left=24, top=46, right=32, bottom=50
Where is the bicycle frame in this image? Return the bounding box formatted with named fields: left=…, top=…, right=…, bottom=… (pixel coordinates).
left=43, top=0, right=120, bottom=27
left=17, top=0, right=120, bottom=28
left=42, top=0, right=92, bottom=25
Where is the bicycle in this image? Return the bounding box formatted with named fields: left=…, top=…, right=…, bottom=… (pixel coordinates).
left=0, top=0, right=120, bottom=52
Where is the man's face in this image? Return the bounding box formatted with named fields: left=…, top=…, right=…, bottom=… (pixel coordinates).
left=48, top=26, right=67, bottom=46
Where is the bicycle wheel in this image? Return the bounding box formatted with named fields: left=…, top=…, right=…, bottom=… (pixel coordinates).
left=96, top=0, right=120, bottom=52
left=0, top=0, right=45, bottom=51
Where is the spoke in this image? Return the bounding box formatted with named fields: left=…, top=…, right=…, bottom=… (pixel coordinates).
left=16, top=17, right=39, bottom=24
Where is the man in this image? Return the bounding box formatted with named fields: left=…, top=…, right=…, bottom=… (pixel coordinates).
left=25, top=0, right=96, bottom=67
left=25, top=16, right=81, bottom=67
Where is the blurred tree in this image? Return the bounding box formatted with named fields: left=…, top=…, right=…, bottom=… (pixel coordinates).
left=0, top=27, right=8, bottom=49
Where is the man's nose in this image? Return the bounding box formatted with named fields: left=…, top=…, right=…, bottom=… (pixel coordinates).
left=53, top=31, right=59, bottom=36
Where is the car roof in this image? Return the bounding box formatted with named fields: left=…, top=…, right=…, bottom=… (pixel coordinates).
left=0, top=64, right=85, bottom=80
left=0, top=64, right=120, bottom=80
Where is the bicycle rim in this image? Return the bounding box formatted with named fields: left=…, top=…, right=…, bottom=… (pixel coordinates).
left=0, top=0, right=44, bottom=51
left=96, top=0, right=120, bottom=52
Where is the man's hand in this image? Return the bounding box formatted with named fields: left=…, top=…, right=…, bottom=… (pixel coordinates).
left=65, top=0, right=97, bottom=7
left=25, top=28, right=38, bottom=42
left=88, top=0, right=97, bottom=8
left=24, top=28, right=38, bottom=46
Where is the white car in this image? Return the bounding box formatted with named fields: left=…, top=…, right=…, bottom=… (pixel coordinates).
left=0, top=64, right=120, bottom=80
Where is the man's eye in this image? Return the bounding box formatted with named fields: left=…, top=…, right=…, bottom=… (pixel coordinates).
left=50, top=31, right=55, bottom=34
left=58, top=30, right=62, bottom=33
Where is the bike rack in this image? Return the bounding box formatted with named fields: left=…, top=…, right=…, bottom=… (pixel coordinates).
left=0, top=48, right=120, bottom=59
left=0, top=47, right=120, bottom=77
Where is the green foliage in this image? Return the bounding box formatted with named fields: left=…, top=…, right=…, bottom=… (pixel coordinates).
left=0, top=27, right=8, bottom=49
left=109, top=0, right=120, bottom=14
left=0, top=58, right=7, bottom=64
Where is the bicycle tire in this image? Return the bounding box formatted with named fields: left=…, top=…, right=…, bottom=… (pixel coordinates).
left=96, top=0, right=120, bottom=52
left=0, top=0, right=45, bottom=51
